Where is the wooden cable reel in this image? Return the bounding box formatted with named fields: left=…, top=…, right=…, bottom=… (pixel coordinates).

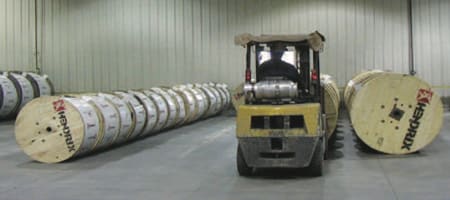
left=6, top=72, right=35, bottom=113
left=148, top=88, right=179, bottom=129
left=0, top=74, right=19, bottom=118
left=81, top=95, right=121, bottom=150
left=345, top=71, right=444, bottom=154
left=113, top=91, right=147, bottom=140
left=206, top=84, right=224, bottom=115
left=141, top=90, right=169, bottom=132
left=214, top=83, right=231, bottom=109
left=15, top=96, right=101, bottom=163
left=172, top=86, right=198, bottom=124
left=163, top=88, right=186, bottom=127
left=344, top=70, right=384, bottom=110
left=127, top=90, right=158, bottom=136
left=186, top=87, right=208, bottom=121
left=23, top=72, right=55, bottom=97
left=98, top=93, right=134, bottom=144
left=195, top=84, right=219, bottom=118
left=206, top=85, right=225, bottom=115
left=321, top=74, right=340, bottom=138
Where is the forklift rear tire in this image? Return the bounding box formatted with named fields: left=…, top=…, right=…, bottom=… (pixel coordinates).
left=237, top=145, right=253, bottom=176
left=324, top=136, right=329, bottom=160
left=307, top=139, right=324, bottom=177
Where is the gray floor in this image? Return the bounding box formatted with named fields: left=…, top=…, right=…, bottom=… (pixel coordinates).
left=1, top=109, right=450, bottom=200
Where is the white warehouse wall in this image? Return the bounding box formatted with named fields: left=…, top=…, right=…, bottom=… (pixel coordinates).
left=38, top=0, right=410, bottom=92
left=412, top=0, right=450, bottom=96
left=3, top=0, right=448, bottom=95
left=0, top=0, right=36, bottom=72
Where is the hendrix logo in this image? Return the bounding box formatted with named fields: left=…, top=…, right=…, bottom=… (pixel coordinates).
left=401, top=88, right=433, bottom=151
left=52, top=99, right=76, bottom=152
left=416, top=89, right=433, bottom=104
left=53, top=99, right=66, bottom=112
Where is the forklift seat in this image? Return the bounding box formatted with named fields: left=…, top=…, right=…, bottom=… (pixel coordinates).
left=257, top=59, right=300, bottom=82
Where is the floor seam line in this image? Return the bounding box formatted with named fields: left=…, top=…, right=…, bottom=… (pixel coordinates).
left=378, top=158, right=400, bottom=200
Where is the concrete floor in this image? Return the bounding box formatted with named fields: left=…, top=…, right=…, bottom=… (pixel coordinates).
left=0, top=109, right=450, bottom=200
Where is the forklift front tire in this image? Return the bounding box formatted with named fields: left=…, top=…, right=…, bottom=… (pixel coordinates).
left=237, top=145, right=253, bottom=176
left=307, top=138, right=324, bottom=177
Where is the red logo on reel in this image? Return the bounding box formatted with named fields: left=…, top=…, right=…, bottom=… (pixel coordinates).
left=416, top=89, right=433, bottom=105
left=53, top=99, right=66, bottom=112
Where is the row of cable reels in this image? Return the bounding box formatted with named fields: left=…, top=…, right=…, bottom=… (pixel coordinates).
left=15, top=82, right=230, bottom=163
left=0, top=71, right=54, bottom=119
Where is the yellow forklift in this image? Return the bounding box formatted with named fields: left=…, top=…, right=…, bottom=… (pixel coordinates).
left=234, top=32, right=327, bottom=176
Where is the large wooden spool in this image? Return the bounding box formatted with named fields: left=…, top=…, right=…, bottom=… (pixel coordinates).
left=0, top=74, right=19, bottom=118
left=162, top=87, right=186, bottom=127
left=212, top=86, right=225, bottom=114
left=0, top=71, right=55, bottom=119
left=321, top=74, right=341, bottom=138
left=15, top=96, right=101, bottom=163
left=98, top=93, right=134, bottom=144
left=81, top=95, right=121, bottom=150
left=172, top=86, right=198, bottom=124
left=7, top=72, right=35, bottom=112
left=207, top=85, right=225, bottom=114
left=128, top=91, right=157, bottom=136
left=23, top=72, right=54, bottom=97
left=344, top=70, right=384, bottom=110
left=187, top=86, right=208, bottom=120
left=149, top=88, right=179, bottom=129
left=213, top=83, right=230, bottom=111
left=345, top=71, right=444, bottom=154
left=196, top=84, right=221, bottom=117
left=217, top=83, right=231, bottom=107
left=141, top=90, right=169, bottom=132
left=113, top=91, right=146, bottom=140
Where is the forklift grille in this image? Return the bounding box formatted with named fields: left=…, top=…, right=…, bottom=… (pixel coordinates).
left=251, top=115, right=305, bottom=129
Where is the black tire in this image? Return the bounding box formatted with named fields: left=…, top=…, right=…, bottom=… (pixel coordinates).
left=328, top=131, right=337, bottom=146
left=324, top=136, right=329, bottom=160
left=307, top=139, right=324, bottom=177
left=237, top=145, right=253, bottom=176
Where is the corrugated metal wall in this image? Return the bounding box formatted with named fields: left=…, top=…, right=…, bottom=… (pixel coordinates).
left=0, top=0, right=36, bottom=72
left=412, top=0, right=450, bottom=96
left=5, top=0, right=448, bottom=94
left=39, top=0, right=410, bottom=92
